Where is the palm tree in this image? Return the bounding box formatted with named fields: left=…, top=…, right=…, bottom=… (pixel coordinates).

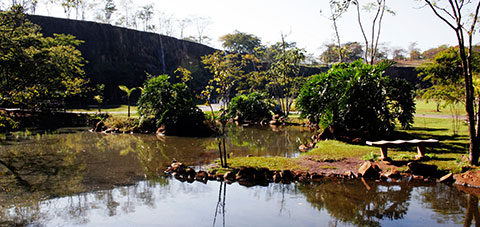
left=118, top=85, right=137, bottom=118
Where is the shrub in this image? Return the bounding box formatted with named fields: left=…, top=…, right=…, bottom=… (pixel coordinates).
left=296, top=60, right=415, bottom=141
left=227, top=92, right=274, bottom=123
left=0, top=110, right=18, bottom=133
left=137, top=74, right=214, bottom=136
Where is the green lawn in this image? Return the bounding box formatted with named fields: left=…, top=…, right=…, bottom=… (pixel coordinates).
left=415, top=99, right=465, bottom=116
left=67, top=105, right=138, bottom=117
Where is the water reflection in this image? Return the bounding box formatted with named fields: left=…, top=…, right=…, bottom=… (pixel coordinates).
left=1, top=178, right=477, bottom=226
left=0, top=127, right=478, bottom=226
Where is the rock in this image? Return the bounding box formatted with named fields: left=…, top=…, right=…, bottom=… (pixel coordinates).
left=298, top=144, right=309, bottom=152
left=215, top=172, right=224, bottom=181
left=310, top=173, right=323, bottom=181
left=224, top=171, right=236, bottom=181
left=318, top=126, right=334, bottom=140
left=358, top=161, right=380, bottom=179
left=236, top=167, right=256, bottom=182
left=344, top=171, right=357, bottom=179
left=269, top=120, right=280, bottom=125
left=273, top=171, right=282, bottom=183
left=195, top=171, right=208, bottom=182
left=94, top=121, right=104, bottom=132
left=273, top=114, right=281, bottom=120
left=383, top=169, right=401, bottom=179
left=407, top=162, right=438, bottom=177
left=207, top=172, right=217, bottom=180
left=438, top=173, right=454, bottom=183
left=281, top=170, right=294, bottom=182
left=185, top=168, right=196, bottom=179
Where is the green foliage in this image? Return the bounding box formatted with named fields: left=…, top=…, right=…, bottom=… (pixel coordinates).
left=297, top=60, right=415, bottom=139
left=418, top=47, right=480, bottom=106
left=137, top=74, right=210, bottom=136
left=118, top=85, right=137, bottom=118
left=0, top=6, right=88, bottom=110
left=266, top=38, right=306, bottom=116
left=227, top=92, right=274, bottom=123
left=0, top=111, right=18, bottom=133
left=201, top=51, right=245, bottom=109
left=321, top=42, right=363, bottom=63
left=219, top=30, right=262, bottom=54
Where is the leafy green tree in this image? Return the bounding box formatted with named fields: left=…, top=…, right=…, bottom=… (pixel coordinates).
left=137, top=74, right=213, bottom=137
left=297, top=60, right=415, bottom=141
left=0, top=6, right=88, bottom=110
left=418, top=47, right=480, bottom=135
left=201, top=51, right=245, bottom=110
left=266, top=37, right=305, bottom=117
left=321, top=42, right=363, bottom=63
left=227, top=92, right=274, bottom=123
left=118, top=85, right=137, bottom=118
left=422, top=0, right=480, bottom=164
left=94, top=84, right=105, bottom=113
left=219, top=30, right=262, bottom=54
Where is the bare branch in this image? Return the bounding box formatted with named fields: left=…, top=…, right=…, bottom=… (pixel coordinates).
left=424, top=0, right=457, bottom=30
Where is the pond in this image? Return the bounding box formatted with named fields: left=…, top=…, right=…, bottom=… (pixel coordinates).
left=0, top=126, right=478, bottom=226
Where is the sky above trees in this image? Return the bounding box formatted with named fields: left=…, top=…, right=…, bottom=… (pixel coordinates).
left=1, top=0, right=478, bottom=56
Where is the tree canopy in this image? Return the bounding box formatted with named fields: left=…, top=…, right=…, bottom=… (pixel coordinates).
left=219, top=30, right=262, bottom=54
left=0, top=6, right=88, bottom=110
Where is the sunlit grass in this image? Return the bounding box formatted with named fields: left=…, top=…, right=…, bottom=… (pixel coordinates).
left=67, top=105, right=138, bottom=118
left=415, top=99, right=465, bottom=116
left=227, top=156, right=306, bottom=171
left=302, top=140, right=376, bottom=161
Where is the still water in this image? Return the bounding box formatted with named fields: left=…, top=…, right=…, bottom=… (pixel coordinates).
left=0, top=126, right=477, bottom=226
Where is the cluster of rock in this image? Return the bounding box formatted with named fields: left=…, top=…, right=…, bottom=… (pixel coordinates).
left=269, top=114, right=285, bottom=126
left=164, top=160, right=455, bottom=186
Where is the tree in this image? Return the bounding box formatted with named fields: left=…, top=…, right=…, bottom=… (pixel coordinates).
left=422, top=45, right=449, bottom=60
left=408, top=42, right=421, bottom=60
left=266, top=36, right=305, bottom=117
left=103, top=0, right=116, bottom=23
left=0, top=6, right=88, bottom=110
left=418, top=47, right=480, bottom=135
left=192, top=16, right=212, bottom=44
left=392, top=48, right=407, bottom=60
left=296, top=60, right=415, bottom=141
left=157, top=11, right=175, bottom=36
left=201, top=51, right=245, bottom=110
left=219, top=30, right=262, bottom=54
left=118, top=85, right=137, bottom=118
left=321, top=42, right=363, bottom=63
left=332, top=0, right=394, bottom=64
left=177, top=18, right=191, bottom=39
left=325, top=0, right=351, bottom=62
left=137, top=4, right=154, bottom=31
left=422, top=0, right=480, bottom=165
left=137, top=74, right=213, bottom=137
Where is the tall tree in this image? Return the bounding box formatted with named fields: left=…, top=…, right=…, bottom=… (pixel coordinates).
left=422, top=0, right=480, bottom=165
left=137, top=4, right=154, bottom=31
left=177, top=18, right=191, bottom=39
left=267, top=36, right=306, bottom=117
left=0, top=6, right=88, bottom=110
left=326, top=0, right=350, bottom=62
left=192, top=16, right=212, bottom=44
left=219, top=30, right=262, bottom=54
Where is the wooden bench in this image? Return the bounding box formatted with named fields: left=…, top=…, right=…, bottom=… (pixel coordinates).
left=366, top=139, right=439, bottom=160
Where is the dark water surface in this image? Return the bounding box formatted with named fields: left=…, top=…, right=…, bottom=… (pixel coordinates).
left=0, top=126, right=477, bottom=226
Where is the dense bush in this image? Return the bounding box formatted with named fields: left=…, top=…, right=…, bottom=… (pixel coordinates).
left=227, top=92, right=275, bottom=123
left=296, top=60, right=415, bottom=140
left=137, top=75, right=214, bottom=137
left=0, top=110, right=18, bottom=133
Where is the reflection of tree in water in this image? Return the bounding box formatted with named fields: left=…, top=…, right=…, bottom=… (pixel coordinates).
left=0, top=134, right=86, bottom=226
left=418, top=184, right=468, bottom=225
left=297, top=180, right=413, bottom=226
left=226, top=124, right=311, bottom=157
